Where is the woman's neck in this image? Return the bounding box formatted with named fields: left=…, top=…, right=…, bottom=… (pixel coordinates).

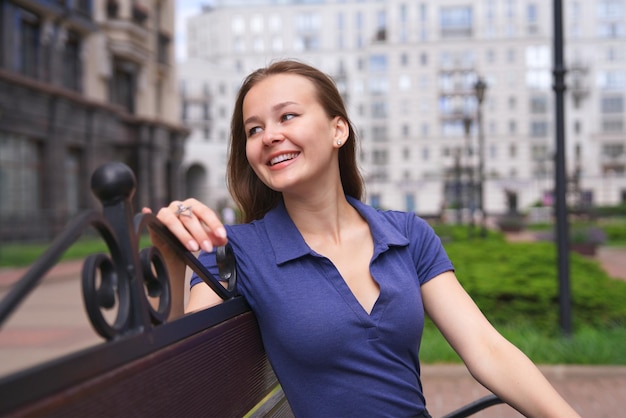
left=283, top=188, right=357, bottom=245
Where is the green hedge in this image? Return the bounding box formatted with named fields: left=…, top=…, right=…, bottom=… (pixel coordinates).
left=442, top=238, right=626, bottom=332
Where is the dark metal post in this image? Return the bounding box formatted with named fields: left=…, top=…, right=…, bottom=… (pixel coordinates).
left=463, top=116, right=475, bottom=237
left=474, top=78, right=487, bottom=238
left=553, top=0, right=572, bottom=336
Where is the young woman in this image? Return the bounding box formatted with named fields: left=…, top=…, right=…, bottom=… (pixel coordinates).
left=147, top=60, right=580, bottom=417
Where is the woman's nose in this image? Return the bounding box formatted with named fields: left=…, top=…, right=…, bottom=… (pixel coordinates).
left=261, top=125, right=284, bottom=145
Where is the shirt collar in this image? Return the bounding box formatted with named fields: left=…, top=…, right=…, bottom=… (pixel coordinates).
left=264, top=196, right=410, bottom=265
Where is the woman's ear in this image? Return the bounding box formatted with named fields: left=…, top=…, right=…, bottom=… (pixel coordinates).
left=332, top=117, right=349, bottom=147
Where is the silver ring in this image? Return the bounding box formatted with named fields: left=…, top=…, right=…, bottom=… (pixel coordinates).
left=175, top=203, right=193, bottom=218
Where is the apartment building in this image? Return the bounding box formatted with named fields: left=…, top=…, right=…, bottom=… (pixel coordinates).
left=0, top=0, right=187, bottom=241
left=180, top=0, right=626, bottom=218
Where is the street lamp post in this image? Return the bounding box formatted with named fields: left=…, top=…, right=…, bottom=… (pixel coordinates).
left=454, top=147, right=462, bottom=225
left=462, top=115, right=474, bottom=236
left=474, top=77, right=487, bottom=238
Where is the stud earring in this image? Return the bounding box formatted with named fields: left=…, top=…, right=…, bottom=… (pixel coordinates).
left=337, top=140, right=342, bottom=145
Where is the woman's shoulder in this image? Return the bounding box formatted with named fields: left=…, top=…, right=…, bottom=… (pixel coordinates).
left=370, top=206, right=433, bottom=232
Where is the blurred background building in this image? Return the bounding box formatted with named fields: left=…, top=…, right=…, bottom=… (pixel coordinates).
left=0, top=0, right=187, bottom=241
left=2, top=0, right=624, bottom=241
left=179, top=0, right=626, bottom=222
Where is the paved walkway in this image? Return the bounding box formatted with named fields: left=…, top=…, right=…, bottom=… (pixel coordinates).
left=1, top=249, right=626, bottom=416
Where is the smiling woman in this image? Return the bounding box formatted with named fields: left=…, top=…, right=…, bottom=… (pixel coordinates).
left=241, top=73, right=347, bottom=199
left=146, top=60, right=581, bottom=418
left=228, top=60, right=363, bottom=223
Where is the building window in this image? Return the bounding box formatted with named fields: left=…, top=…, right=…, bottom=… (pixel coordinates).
left=602, top=118, right=624, bottom=132
left=110, top=58, right=138, bottom=113
left=374, top=10, right=387, bottom=42
left=0, top=134, right=41, bottom=218
left=253, top=38, right=264, bottom=52
left=234, top=37, right=245, bottom=53
left=355, top=11, right=363, bottom=30
left=598, top=22, right=625, bottom=38
left=506, top=0, right=516, bottom=18
left=398, top=74, right=411, bottom=91
left=297, top=12, right=321, bottom=32
left=530, top=120, right=549, bottom=137
left=157, top=31, right=171, bottom=65
left=574, top=120, right=582, bottom=134
left=269, top=15, right=282, bottom=32
left=16, top=9, right=41, bottom=79
left=602, top=143, right=625, bottom=158
left=531, top=144, right=549, bottom=160
left=250, top=15, right=263, bottom=33
left=369, top=54, right=388, bottom=72
left=272, top=36, right=283, bottom=52
left=232, top=15, right=245, bottom=34
left=601, top=96, right=624, bottom=113
left=295, top=35, right=319, bottom=51
left=527, top=2, right=539, bottom=34
left=371, top=101, right=387, bottom=118
left=507, top=48, right=516, bottom=63
left=440, top=6, right=473, bottom=38
left=372, top=125, right=388, bottom=142
left=65, top=149, right=82, bottom=215
left=402, top=146, right=411, bottom=161
left=597, top=0, right=625, bottom=38
left=598, top=71, right=626, bottom=90
left=372, top=149, right=388, bottom=164
left=63, top=30, right=82, bottom=91
left=337, top=12, right=345, bottom=30
left=530, top=96, right=548, bottom=113
left=202, top=102, right=210, bottom=119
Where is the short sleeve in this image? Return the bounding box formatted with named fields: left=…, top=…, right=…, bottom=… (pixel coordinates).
left=189, top=250, right=222, bottom=288
left=406, top=214, right=454, bottom=285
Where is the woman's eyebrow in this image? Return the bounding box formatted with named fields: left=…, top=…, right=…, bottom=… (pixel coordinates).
left=244, top=101, right=299, bottom=125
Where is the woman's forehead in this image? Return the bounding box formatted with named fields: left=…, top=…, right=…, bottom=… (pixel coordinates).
left=250, top=74, right=315, bottom=100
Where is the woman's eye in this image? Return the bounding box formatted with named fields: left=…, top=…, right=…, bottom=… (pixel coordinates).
left=248, top=126, right=262, bottom=137
left=281, top=113, right=296, bottom=122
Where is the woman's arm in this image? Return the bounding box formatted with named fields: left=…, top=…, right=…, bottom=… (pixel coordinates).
left=422, top=271, right=580, bottom=418
left=143, top=199, right=228, bottom=318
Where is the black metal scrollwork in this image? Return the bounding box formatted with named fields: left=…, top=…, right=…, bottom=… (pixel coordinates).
left=0, top=162, right=237, bottom=342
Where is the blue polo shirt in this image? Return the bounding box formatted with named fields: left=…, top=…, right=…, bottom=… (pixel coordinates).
left=191, top=197, right=454, bottom=417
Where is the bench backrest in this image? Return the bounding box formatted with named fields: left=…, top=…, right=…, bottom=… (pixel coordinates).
left=0, top=162, right=292, bottom=417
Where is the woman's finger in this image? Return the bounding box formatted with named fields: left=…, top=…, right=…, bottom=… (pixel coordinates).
left=157, top=200, right=227, bottom=253
left=184, top=199, right=228, bottom=246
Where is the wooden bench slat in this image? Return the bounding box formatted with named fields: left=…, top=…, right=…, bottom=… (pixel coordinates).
left=5, top=310, right=290, bottom=417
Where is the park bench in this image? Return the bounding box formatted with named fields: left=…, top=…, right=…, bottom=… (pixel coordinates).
left=0, top=162, right=501, bottom=417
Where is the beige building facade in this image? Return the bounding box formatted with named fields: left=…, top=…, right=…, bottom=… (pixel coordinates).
left=180, top=0, right=626, bottom=219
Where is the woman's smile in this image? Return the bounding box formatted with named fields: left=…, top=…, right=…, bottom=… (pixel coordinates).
left=268, top=152, right=300, bottom=167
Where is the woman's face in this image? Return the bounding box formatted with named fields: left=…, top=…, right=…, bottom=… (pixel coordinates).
left=242, top=73, right=348, bottom=195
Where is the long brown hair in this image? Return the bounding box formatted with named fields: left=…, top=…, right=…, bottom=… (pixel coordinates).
left=227, top=60, right=363, bottom=222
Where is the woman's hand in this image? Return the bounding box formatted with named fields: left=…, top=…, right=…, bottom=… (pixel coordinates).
left=142, top=199, right=229, bottom=318
left=142, top=198, right=228, bottom=253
